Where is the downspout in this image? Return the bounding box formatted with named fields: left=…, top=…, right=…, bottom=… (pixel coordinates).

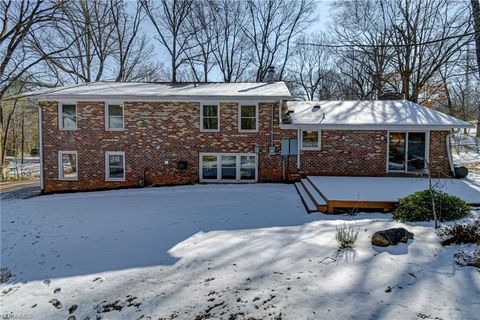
left=37, top=101, right=44, bottom=192
left=446, top=133, right=455, bottom=177
left=270, top=100, right=276, bottom=148
left=297, top=128, right=301, bottom=170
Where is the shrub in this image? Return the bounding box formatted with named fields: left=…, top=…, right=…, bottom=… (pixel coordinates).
left=440, top=220, right=480, bottom=246
left=454, top=249, right=480, bottom=268
left=393, top=190, right=470, bottom=222
left=0, top=267, right=13, bottom=283
left=336, top=224, right=359, bottom=249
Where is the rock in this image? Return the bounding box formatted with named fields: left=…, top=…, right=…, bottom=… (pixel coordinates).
left=372, top=228, right=414, bottom=247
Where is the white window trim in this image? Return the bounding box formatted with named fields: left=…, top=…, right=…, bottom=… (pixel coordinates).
left=58, top=102, right=77, bottom=130
left=386, top=130, right=430, bottom=174
left=105, top=151, right=126, bottom=181
left=105, top=102, right=125, bottom=131
left=238, top=103, right=259, bottom=133
left=58, top=151, right=78, bottom=181
left=301, top=130, right=321, bottom=150
left=200, top=103, right=220, bottom=132
left=199, top=152, right=258, bottom=183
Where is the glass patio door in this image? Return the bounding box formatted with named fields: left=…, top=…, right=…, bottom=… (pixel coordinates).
left=200, top=153, right=257, bottom=182
left=388, top=132, right=427, bottom=173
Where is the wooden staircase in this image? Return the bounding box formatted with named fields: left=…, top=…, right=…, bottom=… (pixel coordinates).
left=294, top=178, right=328, bottom=213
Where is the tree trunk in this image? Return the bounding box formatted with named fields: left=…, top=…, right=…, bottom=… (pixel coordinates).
left=471, top=0, right=480, bottom=136
left=21, top=111, right=24, bottom=164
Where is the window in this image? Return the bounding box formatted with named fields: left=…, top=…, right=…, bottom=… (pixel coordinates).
left=221, top=155, right=237, bottom=180
left=388, top=132, right=427, bottom=173
left=200, top=153, right=257, bottom=182
left=105, top=151, right=125, bottom=181
left=106, top=103, right=124, bottom=130
left=202, top=155, right=218, bottom=179
left=58, top=151, right=78, bottom=180
left=301, top=130, right=321, bottom=150
left=239, top=104, right=257, bottom=131
left=201, top=104, right=219, bottom=131
left=59, top=103, right=77, bottom=129
left=240, top=155, right=256, bottom=180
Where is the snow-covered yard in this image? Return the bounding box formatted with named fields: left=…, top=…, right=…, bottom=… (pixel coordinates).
left=1, top=184, right=479, bottom=319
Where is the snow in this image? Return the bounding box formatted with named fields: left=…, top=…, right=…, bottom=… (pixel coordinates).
left=294, top=182, right=317, bottom=212
left=453, top=149, right=480, bottom=166
left=300, top=178, right=326, bottom=205
left=24, top=81, right=292, bottom=101
left=2, top=184, right=480, bottom=319
left=285, top=100, right=473, bottom=129
left=307, top=176, right=480, bottom=204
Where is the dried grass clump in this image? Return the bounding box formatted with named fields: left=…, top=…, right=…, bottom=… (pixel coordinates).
left=336, top=224, right=359, bottom=249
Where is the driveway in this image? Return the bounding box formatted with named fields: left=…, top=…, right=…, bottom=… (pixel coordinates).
left=0, top=180, right=40, bottom=200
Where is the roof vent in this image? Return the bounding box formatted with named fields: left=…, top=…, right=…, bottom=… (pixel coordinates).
left=312, top=105, right=321, bottom=112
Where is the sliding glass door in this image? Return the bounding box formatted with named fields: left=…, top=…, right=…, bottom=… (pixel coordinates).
left=200, top=153, right=257, bottom=182
left=388, top=132, right=427, bottom=173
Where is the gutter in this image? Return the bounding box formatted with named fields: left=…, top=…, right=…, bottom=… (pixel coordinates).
left=297, top=128, right=301, bottom=170
left=34, top=95, right=293, bottom=102
left=37, top=101, right=44, bottom=192
left=280, top=124, right=474, bottom=131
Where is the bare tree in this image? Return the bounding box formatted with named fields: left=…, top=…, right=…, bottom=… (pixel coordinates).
left=386, top=0, right=472, bottom=103
left=330, top=0, right=394, bottom=99
left=211, top=0, right=252, bottom=82
left=0, top=0, right=66, bottom=177
left=182, top=0, right=217, bottom=82
left=288, top=34, right=337, bottom=100
left=141, top=0, right=195, bottom=82
left=470, top=0, right=480, bottom=136
left=0, top=0, right=64, bottom=99
left=36, top=0, right=117, bottom=83
left=243, top=0, right=316, bottom=82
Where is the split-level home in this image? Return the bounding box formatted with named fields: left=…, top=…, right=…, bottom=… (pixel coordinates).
left=28, top=76, right=472, bottom=196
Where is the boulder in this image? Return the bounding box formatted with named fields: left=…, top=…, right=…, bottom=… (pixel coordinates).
left=372, top=228, right=414, bottom=247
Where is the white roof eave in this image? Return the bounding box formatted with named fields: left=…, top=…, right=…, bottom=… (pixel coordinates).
left=35, top=94, right=292, bottom=102
left=280, top=123, right=473, bottom=130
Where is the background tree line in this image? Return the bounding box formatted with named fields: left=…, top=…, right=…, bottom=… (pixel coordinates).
left=1, top=0, right=479, bottom=177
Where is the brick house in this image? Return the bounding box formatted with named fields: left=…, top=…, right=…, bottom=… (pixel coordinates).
left=30, top=80, right=471, bottom=193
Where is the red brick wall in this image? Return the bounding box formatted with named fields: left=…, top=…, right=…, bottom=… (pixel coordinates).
left=429, top=131, right=452, bottom=177
left=41, top=100, right=452, bottom=193
left=300, top=130, right=387, bottom=176
left=41, top=101, right=292, bottom=193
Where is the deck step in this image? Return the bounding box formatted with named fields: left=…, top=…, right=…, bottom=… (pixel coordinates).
left=301, top=179, right=327, bottom=206
left=294, top=182, right=317, bottom=213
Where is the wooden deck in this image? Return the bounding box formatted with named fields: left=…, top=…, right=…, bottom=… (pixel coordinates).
left=295, top=176, right=480, bottom=214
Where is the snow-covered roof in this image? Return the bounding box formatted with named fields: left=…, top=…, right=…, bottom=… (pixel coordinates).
left=25, top=81, right=291, bottom=101
left=284, top=100, right=472, bottom=129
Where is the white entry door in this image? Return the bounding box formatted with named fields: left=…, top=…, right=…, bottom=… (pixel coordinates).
left=200, top=153, right=257, bottom=182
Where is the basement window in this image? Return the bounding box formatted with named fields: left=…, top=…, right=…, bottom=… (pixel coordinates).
left=59, top=103, right=77, bottom=130
left=58, top=151, right=78, bottom=180
left=105, top=151, right=125, bottom=181
left=106, top=103, right=124, bottom=130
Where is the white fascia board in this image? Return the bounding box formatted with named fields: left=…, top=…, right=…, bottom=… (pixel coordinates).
left=280, top=123, right=473, bottom=131
left=36, top=95, right=291, bottom=102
